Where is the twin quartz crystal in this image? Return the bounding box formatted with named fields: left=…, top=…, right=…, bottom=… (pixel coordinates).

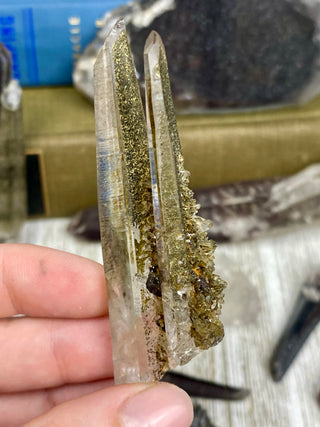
left=94, top=20, right=225, bottom=384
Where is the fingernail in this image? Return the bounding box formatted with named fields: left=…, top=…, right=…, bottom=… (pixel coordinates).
left=121, top=383, right=193, bottom=427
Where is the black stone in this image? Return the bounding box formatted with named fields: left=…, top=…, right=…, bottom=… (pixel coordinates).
left=124, top=0, right=319, bottom=109
left=146, top=266, right=162, bottom=297
left=270, top=272, right=320, bottom=381
left=162, top=371, right=250, bottom=400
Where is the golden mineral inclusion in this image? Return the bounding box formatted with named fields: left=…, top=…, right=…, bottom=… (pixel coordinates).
left=94, top=19, right=226, bottom=384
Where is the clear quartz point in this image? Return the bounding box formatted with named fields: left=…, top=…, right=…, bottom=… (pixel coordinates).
left=94, top=20, right=225, bottom=384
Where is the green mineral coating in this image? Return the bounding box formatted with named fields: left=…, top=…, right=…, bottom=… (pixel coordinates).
left=112, top=31, right=168, bottom=377
left=157, top=113, right=191, bottom=285
left=112, top=31, right=156, bottom=273
left=112, top=29, right=225, bottom=354
left=141, top=289, right=169, bottom=379
left=158, top=46, right=225, bottom=349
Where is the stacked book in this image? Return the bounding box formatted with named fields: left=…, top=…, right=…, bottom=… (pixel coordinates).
left=23, top=87, right=320, bottom=217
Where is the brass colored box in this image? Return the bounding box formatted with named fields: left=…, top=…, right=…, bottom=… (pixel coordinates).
left=23, top=87, right=320, bottom=217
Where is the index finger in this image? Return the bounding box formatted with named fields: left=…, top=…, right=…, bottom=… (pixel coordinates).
left=0, top=244, right=108, bottom=318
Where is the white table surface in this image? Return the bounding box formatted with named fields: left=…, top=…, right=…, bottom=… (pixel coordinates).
left=14, top=218, right=320, bottom=427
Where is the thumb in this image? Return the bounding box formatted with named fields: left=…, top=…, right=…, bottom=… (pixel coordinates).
left=24, top=382, right=194, bottom=427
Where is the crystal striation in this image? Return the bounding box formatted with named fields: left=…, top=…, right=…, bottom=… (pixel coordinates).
left=94, top=20, right=225, bottom=383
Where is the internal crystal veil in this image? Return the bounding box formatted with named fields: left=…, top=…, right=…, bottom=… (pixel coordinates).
left=94, top=19, right=226, bottom=384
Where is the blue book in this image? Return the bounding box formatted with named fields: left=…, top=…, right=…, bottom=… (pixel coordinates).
left=0, top=0, right=126, bottom=86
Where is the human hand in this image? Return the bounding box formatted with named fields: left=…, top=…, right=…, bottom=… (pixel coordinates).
left=0, top=244, right=193, bottom=426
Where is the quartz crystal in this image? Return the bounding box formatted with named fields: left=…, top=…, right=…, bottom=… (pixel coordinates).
left=197, top=164, right=320, bottom=242
left=94, top=20, right=225, bottom=383
left=0, top=43, right=25, bottom=242
left=69, top=163, right=320, bottom=243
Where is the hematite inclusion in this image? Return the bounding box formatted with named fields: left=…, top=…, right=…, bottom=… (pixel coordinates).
left=94, top=19, right=225, bottom=384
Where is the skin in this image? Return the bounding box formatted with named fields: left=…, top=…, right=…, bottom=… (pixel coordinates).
left=0, top=244, right=193, bottom=427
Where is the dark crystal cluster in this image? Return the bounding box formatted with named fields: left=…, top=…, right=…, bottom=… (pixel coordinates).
left=125, top=0, right=319, bottom=109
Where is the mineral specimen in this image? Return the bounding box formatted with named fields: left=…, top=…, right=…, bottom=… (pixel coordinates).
left=162, top=371, right=250, bottom=400
left=94, top=20, right=225, bottom=383
left=198, top=164, right=320, bottom=242
left=0, top=43, right=26, bottom=242
left=270, top=271, right=320, bottom=382
left=69, top=164, right=320, bottom=243
left=75, top=0, right=320, bottom=110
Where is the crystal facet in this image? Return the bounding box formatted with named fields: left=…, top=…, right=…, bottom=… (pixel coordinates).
left=94, top=20, right=225, bottom=383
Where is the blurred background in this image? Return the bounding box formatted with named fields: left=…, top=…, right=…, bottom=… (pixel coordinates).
left=0, top=1, right=320, bottom=426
